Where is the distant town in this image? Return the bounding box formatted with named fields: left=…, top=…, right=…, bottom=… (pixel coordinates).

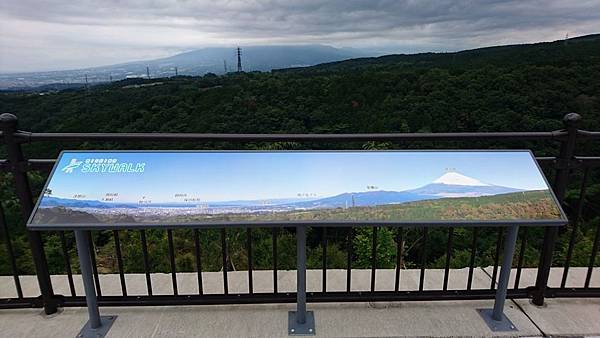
left=0, top=45, right=366, bottom=90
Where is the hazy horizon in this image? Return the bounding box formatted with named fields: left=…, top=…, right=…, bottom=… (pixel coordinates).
left=0, top=44, right=371, bottom=75
left=0, top=36, right=596, bottom=75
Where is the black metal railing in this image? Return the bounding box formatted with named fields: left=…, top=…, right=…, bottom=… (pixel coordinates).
left=0, top=112, right=599, bottom=315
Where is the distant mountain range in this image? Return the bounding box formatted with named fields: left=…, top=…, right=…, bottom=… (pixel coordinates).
left=286, top=172, right=521, bottom=209
left=0, top=45, right=367, bottom=90
left=39, top=171, right=525, bottom=211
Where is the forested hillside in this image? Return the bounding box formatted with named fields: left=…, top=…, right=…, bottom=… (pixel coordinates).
left=1, top=36, right=599, bottom=277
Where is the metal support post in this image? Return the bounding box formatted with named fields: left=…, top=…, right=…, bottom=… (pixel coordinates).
left=0, top=113, right=57, bottom=314
left=288, top=225, right=315, bottom=335
left=533, top=113, right=580, bottom=305
left=478, top=225, right=519, bottom=331
left=74, top=230, right=116, bottom=338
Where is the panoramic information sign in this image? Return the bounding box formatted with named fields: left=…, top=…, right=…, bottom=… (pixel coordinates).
left=28, top=150, right=566, bottom=229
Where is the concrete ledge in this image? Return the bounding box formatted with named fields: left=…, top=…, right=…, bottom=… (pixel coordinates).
left=0, top=268, right=495, bottom=298
left=483, top=267, right=600, bottom=289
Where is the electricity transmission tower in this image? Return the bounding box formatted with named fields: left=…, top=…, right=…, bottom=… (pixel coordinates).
left=237, top=47, right=242, bottom=72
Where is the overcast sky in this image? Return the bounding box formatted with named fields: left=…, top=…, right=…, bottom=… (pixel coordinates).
left=1, top=0, right=599, bottom=73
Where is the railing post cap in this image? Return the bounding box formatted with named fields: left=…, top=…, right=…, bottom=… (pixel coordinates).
left=0, top=113, right=18, bottom=127
left=563, top=113, right=581, bottom=127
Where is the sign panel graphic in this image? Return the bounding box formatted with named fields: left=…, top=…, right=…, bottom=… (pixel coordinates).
left=28, top=151, right=565, bottom=228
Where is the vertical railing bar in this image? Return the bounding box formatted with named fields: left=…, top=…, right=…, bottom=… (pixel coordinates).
left=140, top=230, right=153, bottom=296
left=322, top=227, right=327, bottom=292
left=562, top=228, right=580, bottom=288
left=113, top=230, right=127, bottom=296
left=167, top=229, right=178, bottom=295
left=0, top=203, right=23, bottom=299
left=272, top=227, right=278, bottom=294
left=514, top=228, right=529, bottom=289
left=247, top=227, right=253, bottom=294
left=490, top=228, right=504, bottom=290
left=394, top=228, right=404, bottom=292
left=467, top=228, right=479, bottom=290
left=59, top=231, right=76, bottom=297
left=221, top=228, right=229, bottom=295
left=194, top=229, right=203, bottom=295
left=562, top=167, right=590, bottom=288
left=419, top=227, right=428, bottom=292
left=86, top=232, right=102, bottom=297
left=575, top=168, right=590, bottom=219
left=346, top=227, right=353, bottom=293
left=443, top=227, right=454, bottom=291
left=584, top=223, right=600, bottom=288
left=370, top=226, right=378, bottom=293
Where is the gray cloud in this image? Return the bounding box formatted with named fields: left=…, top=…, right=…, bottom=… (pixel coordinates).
left=1, top=0, right=599, bottom=72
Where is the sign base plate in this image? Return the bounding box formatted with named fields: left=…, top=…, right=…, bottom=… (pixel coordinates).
left=477, top=309, right=517, bottom=331
left=288, top=311, right=315, bottom=336
left=76, top=315, right=117, bottom=338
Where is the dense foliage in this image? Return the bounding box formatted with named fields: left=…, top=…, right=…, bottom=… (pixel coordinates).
left=1, top=36, right=599, bottom=279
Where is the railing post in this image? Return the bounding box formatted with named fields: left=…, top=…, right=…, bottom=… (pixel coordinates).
left=0, top=113, right=57, bottom=314
left=532, top=112, right=581, bottom=306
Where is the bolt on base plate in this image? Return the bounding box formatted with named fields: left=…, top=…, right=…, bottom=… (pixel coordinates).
left=477, top=309, right=517, bottom=332
left=288, top=311, right=315, bottom=336
left=76, top=315, right=117, bottom=338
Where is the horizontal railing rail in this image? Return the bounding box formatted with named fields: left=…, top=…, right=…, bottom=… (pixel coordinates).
left=4, top=130, right=566, bottom=143
left=0, top=112, right=598, bottom=315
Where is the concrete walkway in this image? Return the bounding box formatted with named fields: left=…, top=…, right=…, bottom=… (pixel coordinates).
left=0, top=267, right=598, bottom=337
